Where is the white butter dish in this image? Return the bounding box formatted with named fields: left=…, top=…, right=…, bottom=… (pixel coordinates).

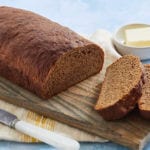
left=112, top=23, right=150, bottom=60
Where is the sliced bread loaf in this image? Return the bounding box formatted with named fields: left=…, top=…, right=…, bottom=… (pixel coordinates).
left=95, top=55, right=144, bottom=120
left=0, top=6, right=104, bottom=99
left=138, top=64, right=150, bottom=119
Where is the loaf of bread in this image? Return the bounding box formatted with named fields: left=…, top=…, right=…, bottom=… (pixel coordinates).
left=138, top=64, right=150, bottom=119
left=0, top=6, right=104, bottom=99
left=95, top=55, right=144, bottom=120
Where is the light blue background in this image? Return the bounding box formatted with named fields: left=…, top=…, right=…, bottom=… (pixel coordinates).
left=0, top=0, right=150, bottom=149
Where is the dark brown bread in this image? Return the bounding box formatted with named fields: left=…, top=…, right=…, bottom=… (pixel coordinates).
left=0, top=6, right=104, bottom=99
left=95, top=55, right=144, bottom=121
left=138, top=64, right=150, bottom=119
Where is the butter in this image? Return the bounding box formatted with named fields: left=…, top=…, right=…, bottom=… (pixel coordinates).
left=125, top=27, right=150, bottom=47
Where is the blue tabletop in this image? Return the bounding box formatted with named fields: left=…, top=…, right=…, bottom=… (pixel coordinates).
left=0, top=0, right=150, bottom=149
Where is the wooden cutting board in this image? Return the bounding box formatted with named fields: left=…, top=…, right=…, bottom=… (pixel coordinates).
left=0, top=51, right=149, bottom=150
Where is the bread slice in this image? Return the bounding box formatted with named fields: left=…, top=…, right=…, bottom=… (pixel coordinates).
left=0, top=6, right=104, bottom=99
left=138, top=64, right=150, bottom=119
left=95, top=55, right=144, bottom=120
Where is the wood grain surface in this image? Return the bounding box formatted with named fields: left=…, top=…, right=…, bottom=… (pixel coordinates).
left=0, top=52, right=149, bottom=150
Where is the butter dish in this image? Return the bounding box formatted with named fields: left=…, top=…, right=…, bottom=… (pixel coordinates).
left=112, top=23, right=150, bottom=60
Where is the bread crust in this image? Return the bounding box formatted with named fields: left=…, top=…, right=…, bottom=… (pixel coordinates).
left=0, top=6, right=104, bottom=99
left=140, top=110, right=150, bottom=119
